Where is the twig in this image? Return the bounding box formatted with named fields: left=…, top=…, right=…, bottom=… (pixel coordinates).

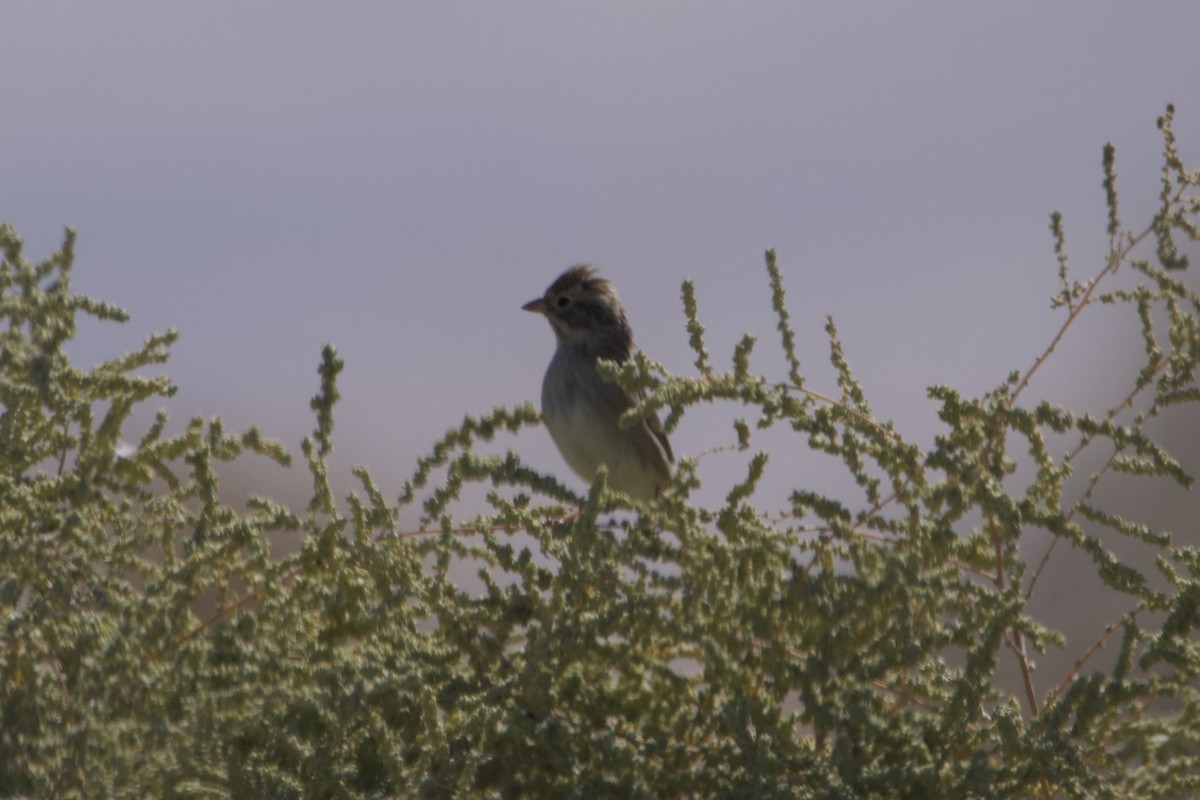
left=787, top=384, right=907, bottom=445
left=989, top=178, right=1189, bottom=716
left=985, top=505, right=1041, bottom=716
left=1046, top=609, right=1140, bottom=707
left=1009, top=180, right=1185, bottom=405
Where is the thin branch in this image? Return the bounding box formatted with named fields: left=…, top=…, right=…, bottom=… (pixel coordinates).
left=1010, top=179, right=1186, bottom=405
left=1046, top=609, right=1141, bottom=707
left=986, top=505, right=1041, bottom=716
left=787, top=383, right=908, bottom=445
left=1025, top=353, right=1168, bottom=599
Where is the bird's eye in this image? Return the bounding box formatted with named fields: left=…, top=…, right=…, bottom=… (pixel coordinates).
left=556, top=296, right=571, bottom=309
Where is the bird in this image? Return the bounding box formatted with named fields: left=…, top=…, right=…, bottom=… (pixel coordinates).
left=523, top=266, right=674, bottom=501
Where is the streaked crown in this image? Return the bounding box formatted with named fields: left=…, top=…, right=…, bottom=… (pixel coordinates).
left=523, top=265, right=634, bottom=360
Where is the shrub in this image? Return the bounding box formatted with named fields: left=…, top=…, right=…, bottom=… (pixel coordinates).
left=2, top=107, right=1199, bottom=799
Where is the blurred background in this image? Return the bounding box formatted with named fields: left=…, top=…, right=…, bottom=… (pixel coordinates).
left=3, top=3, right=1198, bottom=688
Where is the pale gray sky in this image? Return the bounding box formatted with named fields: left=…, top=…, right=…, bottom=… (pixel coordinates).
left=4, top=2, right=1197, bottom=544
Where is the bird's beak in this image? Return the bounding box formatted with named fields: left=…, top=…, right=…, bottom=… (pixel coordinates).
left=522, top=298, right=546, bottom=314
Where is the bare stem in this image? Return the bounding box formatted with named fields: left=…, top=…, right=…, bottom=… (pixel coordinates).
left=1046, top=609, right=1140, bottom=707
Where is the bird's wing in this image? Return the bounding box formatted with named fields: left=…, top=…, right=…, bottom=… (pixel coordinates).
left=634, top=387, right=674, bottom=465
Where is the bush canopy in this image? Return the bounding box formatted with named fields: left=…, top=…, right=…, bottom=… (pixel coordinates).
left=2, top=107, right=1199, bottom=799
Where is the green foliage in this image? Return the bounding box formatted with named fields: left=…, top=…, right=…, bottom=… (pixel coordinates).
left=3, top=108, right=1200, bottom=798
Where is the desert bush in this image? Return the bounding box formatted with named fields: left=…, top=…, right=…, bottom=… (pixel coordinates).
left=2, top=107, right=1199, bottom=799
